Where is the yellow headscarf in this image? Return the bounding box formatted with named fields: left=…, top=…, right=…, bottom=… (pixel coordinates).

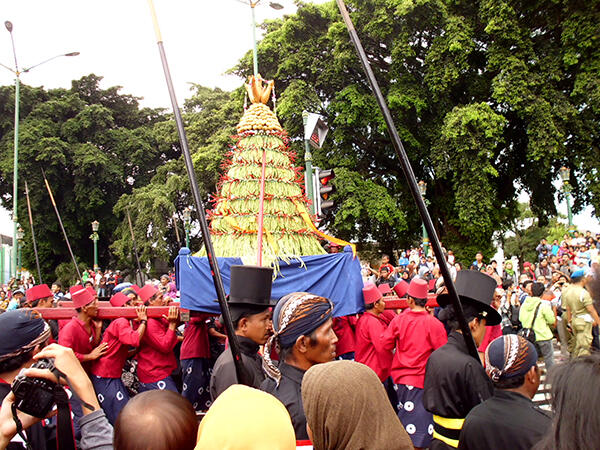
left=195, top=384, right=296, bottom=450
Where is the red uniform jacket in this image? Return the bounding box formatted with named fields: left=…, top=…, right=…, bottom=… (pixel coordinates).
left=332, top=315, right=358, bottom=355
left=355, top=312, right=393, bottom=381
left=58, top=317, right=98, bottom=372
left=91, top=318, right=140, bottom=379
left=381, top=309, right=447, bottom=388
left=180, top=315, right=211, bottom=360
left=478, top=324, right=502, bottom=354
left=135, top=317, right=178, bottom=383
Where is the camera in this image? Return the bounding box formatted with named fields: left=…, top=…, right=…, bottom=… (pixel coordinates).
left=11, top=358, right=57, bottom=418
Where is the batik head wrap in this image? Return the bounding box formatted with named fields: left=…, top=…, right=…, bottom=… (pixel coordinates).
left=485, top=334, right=538, bottom=382
left=263, top=292, right=333, bottom=384
left=0, top=310, right=51, bottom=361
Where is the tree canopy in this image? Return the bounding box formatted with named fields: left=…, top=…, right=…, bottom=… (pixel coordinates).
left=0, top=75, right=169, bottom=280
left=0, top=0, right=598, bottom=275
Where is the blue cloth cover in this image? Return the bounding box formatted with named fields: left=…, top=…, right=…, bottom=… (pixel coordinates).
left=175, top=247, right=363, bottom=317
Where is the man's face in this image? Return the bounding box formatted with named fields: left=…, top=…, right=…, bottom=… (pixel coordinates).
left=470, top=317, right=488, bottom=346
left=304, top=318, right=338, bottom=365
left=149, top=292, right=167, bottom=307
left=51, top=284, right=60, bottom=293
left=476, top=253, right=483, bottom=262
left=83, top=299, right=99, bottom=318
left=382, top=255, right=389, bottom=264
left=374, top=298, right=386, bottom=314
left=380, top=268, right=390, bottom=279
left=241, top=309, right=272, bottom=345
left=562, top=254, right=569, bottom=263
left=37, top=297, right=54, bottom=308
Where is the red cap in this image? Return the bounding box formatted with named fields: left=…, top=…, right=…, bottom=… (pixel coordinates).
left=523, top=262, right=532, bottom=268
left=407, top=278, right=428, bottom=300
left=69, top=285, right=83, bottom=295
left=71, top=287, right=94, bottom=308
left=110, top=292, right=129, bottom=307
left=362, top=283, right=383, bottom=305
left=87, top=286, right=97, bottom=297
left=393, top=280, right=409, bottom=298
left=26, top=284, right=53, bottom=303
left=131, top=285, right=141, bottom=294
left=138, top=284, right=158, bottom=303
left=377, top=283, right=392, bottom=295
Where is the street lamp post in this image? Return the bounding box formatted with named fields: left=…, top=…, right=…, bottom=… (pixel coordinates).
left=16, top=225, right=24, bottom=279
left=418, top=181, right=430, bottom=257
left=235, top=1, right=284, bottom=76
left=183, top=207, right=192, bottom=248
left=559, top=166, right=574, bottom=236
left=90, top=220, right=99, bottom=271
left=2, top=21, right=79, bottom=277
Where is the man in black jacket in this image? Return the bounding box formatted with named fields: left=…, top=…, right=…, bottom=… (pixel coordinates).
left=458, top=334, right=551, bottom=449
left=261, top=292, right=338, bottom=440
left=424, top=270, right=501, bottom=449
left=209, top=265, right=275, bottom=400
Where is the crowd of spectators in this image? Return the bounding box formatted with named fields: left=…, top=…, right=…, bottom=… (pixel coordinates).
left=0, top=229, right=598, bottom=449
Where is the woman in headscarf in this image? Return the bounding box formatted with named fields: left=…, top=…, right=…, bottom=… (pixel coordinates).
left=302, top=360, right=412, bottom=450
left=195, top=384, right=296, bottom=450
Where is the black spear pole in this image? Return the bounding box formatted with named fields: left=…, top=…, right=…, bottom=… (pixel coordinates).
left=335, top=0, right=480, bottom=362
left=41, top=169, right=83, bottom=285
left=125, top=206, right=145, bottom=286
left=145, top=0, right=250, bottom=384
left=24, top=180, right=42, bottom=284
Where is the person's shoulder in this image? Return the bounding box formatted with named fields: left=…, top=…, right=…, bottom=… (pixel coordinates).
left=259, top=376, right=276, bottom=393
left=213, top=347, right=233, bottom=368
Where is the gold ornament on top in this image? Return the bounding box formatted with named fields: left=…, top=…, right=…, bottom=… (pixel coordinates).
left=238, top=75, right=283, bottom=134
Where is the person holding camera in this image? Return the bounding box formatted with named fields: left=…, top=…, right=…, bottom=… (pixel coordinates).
left=0, top=341, right=113, bottom=450
left=0, top=309, right=57, bottom=449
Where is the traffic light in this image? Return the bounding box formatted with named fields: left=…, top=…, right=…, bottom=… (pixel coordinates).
left=313, top=167, right=335, bottom=217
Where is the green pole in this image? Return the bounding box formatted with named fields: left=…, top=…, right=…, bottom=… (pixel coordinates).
left=0, top=246, right=4, bottom=285
left=251, top=2, right=258, bottom=76
left=17, top=242, right=22, bottom=278
left=12, top=76, right=20, bottom=278
left=93, top=236, right=98, bottom=270
left=7, top=248, right=11, bottom=281
left=185, top=228, right=190, bottom=248
left=302, top=111, right=315, bottom=214
left=565, top=184, right=574, bottom=235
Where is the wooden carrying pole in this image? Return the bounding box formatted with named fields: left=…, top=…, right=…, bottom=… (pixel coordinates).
left=41, top=169, right=83, bottom=285
left=146, top=0, right=250, bottom=385
left=335, top=0, right=480, bottom=361
left=24, top=180, right=42, bottom=283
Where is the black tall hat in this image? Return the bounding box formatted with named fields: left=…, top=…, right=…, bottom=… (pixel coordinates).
left=227, top=265, right=276, bottom=307
left=437, top=270, right=501, bottom=326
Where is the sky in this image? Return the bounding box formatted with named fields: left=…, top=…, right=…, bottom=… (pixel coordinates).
left=0, top=0, right=598, bottom=238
